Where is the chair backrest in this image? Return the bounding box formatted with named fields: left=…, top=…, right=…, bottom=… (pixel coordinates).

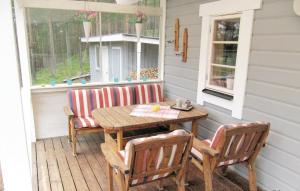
left=211, top=122, right=270, bottom=167
left=67, top=89, right=93, bottom=117
left=134, top=83, right=163, bottom=104
left=68, top=83, right=163, bottom=116
left=123, top=130, right=193, bottom=186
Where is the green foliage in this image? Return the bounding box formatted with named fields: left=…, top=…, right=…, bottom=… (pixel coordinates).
left=33, top=55, right=90, bottom=85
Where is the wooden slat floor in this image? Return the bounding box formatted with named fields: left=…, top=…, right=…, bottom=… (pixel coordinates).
left=32, top=133, right=258, bottom=191
left=0, top=163, right=3, bottom=191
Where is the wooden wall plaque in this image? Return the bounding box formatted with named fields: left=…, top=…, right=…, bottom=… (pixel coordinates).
left=174, top=18, right=180, bottom=52
left=182, top=28, right=188, bottom=62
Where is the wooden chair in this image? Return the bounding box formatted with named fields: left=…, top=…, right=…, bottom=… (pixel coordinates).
left=191, top=122, right=270, bottom=191
left=64, top=89, right=103, bottom=156
left=101, top=130, right=193, bottom=191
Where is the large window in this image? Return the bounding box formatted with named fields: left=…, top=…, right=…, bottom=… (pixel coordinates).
left=26, top=0, right=162, bottom=86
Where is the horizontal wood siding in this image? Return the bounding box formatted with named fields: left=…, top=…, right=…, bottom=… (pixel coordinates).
left=164, top=0, right=300, bottom=190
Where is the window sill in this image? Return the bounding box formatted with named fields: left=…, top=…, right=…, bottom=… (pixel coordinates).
left=202, top=89, right=233, bottom=101
left=30, top=79, right=163, bottom=94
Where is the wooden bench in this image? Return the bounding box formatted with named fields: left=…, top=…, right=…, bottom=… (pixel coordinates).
left=64, top=83, right=163, bottom=156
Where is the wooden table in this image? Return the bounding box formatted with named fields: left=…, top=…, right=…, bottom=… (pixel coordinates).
left=93, top=101, right=208, bottom=151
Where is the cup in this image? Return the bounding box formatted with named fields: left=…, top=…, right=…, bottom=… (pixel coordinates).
left=176, top=99, right=182, bottom=108
left=50, top=80, right=56, bottom=87
left=185, top=100, right=191, bottom=107
left=181, top=103, right=188, bottom=109
left=81, top=79, right=87, bottom=85
left=67, top=79, right=72, bottom=86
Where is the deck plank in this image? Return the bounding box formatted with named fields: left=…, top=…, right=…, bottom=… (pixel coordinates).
left=0, top=162, right=3, bottom=191
left=77, top=136, right=108, bottom=191
left=32, top=143, right=38, bottom=191
left=36, top=140, right=51, bottom=191
left=44, top=139, right=64, bottom=191
left=52, top=138, right=76, bottom=191
left=61, top=137, right=102, bottom=191
left=59, top=137, right=89, bottom=191
left=33, top=134, right=256, bottom=191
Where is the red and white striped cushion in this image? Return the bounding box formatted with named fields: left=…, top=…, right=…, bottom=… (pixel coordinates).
left=73, top=117, right=99, bottom=129
left=101, top=86, right=135, bottom=107
left=67, top=90, right=93, bottom=117
left=134, top=84, right=163, bottom=104
left=192, top=122, right=268, bottom=166
left=118, top=129, right=188, bottom=185
left=91, top=89, right=104, bottom=109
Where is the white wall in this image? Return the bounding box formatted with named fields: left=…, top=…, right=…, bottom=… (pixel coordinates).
left=32, top=91, right=68, bottom=139
left=0, top=0, right=32, bottom=190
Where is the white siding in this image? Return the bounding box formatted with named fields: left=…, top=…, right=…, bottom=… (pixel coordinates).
left=164, top=0, right=300, bottom=190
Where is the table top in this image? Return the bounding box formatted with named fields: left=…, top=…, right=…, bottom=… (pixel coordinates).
left=92, top=101, right=208, bottom=132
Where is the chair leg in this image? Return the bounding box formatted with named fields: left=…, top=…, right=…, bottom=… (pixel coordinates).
left=248, top=163, right=257, bottom=191
left=203, top=155, right=213, bottom=191
left=156, top=180, right=164, bottom=191
left=72, top=129, right=77, bottom=156
left=176, top=178, right=185, bottom=191
left=68, top=119, right=72, bottom=143
left=107, top=163, right=113, bottom=191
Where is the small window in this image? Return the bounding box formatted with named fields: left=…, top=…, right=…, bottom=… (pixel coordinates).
left=197, top=0, right=261, bottom=119
left=206, top=15, right=240, bottom=95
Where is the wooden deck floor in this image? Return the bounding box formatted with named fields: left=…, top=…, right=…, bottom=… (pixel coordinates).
left=0, top=163, right=3, bottom=191
left=32, top=133, right=257, bottom=191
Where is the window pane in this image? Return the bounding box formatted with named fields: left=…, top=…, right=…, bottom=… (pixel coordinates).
left=209, top=66, right=235, bottom=90
left=212, top=44, right=237, bottom=66
left=214, top=18, right=240, bottom=41
left=27, top=8, right=93, bottom=85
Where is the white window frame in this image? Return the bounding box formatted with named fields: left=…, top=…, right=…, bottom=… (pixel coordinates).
left=196, top=0, right=262, bottom=119
left=206, top=14, right=241, bottom=96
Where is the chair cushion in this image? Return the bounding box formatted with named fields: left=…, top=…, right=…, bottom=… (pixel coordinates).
left=91, top=89, right=104, bottom=109
left=192, top=122, right=268, bottom=166
left=134, top=83, right=163, bottom=104
left=67, top=89, right=93, bottom=117
left=101, top=86, right=136, bottom=107
left=73, top=117, right=100, bottom=129
left=117, top=129, right=188, bottom=185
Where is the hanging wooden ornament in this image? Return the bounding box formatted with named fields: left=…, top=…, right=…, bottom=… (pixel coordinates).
left=174, top=18, right=180, bottom=52
left=182, top=28, right=188, bottom=62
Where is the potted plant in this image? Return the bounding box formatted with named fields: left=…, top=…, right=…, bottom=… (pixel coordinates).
left=74, top=10, right=97, bottom=40
left=135, top=11, right=147, bottom=41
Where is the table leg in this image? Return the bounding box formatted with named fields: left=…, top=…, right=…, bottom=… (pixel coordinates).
left=117, top=130, right=124, bottom=151
left=191, top=120, right=198, bottom=136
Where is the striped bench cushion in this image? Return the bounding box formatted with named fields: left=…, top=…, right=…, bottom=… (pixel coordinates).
left=73, top=117, right=99, bottom=129
left=118, top=129, right=188, bottom=185
left=67, top=89, right=93, bottom=117
left=134, top=84, right=163, bottom=104
left=101, top=86, right=136, bottom=107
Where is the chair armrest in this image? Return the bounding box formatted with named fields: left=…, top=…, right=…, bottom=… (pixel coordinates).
left=101, top=143, right=130, bottom=174
left=193, top=138, right=219, bottom=157
left=64, top=106, right=74, bottom=117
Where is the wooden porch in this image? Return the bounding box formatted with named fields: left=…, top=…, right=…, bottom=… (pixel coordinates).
left=0, top=163, right=3, bottom=191
left=32, top=133, right=262, bottom=191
